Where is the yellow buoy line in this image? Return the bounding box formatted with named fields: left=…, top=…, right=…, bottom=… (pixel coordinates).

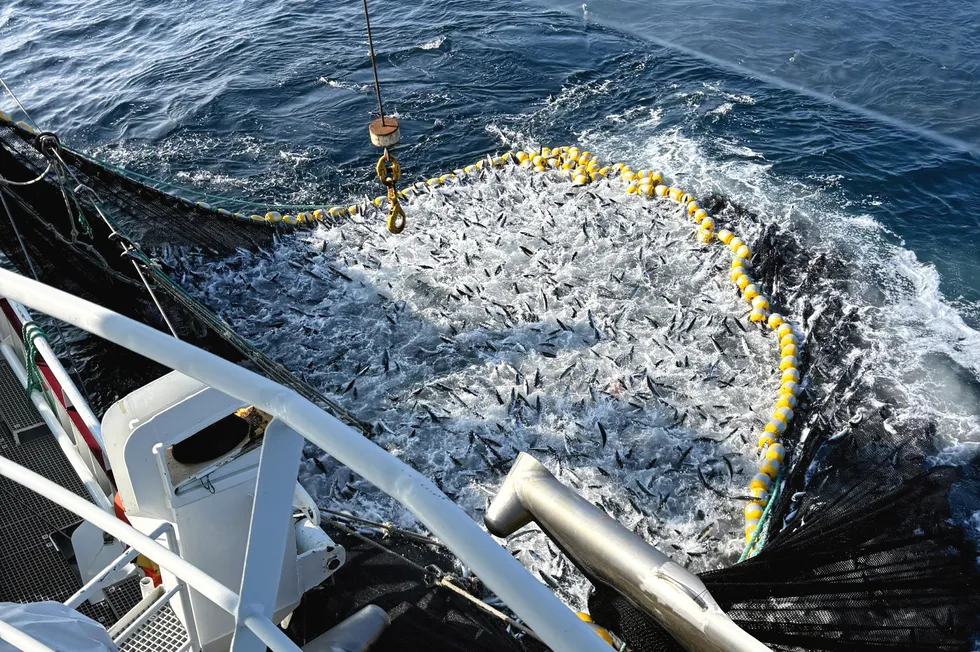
left=342, top=144, right=799, bottom=548
left=167, top=144, right=802, bottom=547
left=5, top=108, right=800, bottom=547
left=500, top=145, right=799, bottom=547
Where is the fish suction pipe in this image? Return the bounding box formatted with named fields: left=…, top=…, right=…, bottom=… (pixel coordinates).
left=303, top=605, right=390, bottom=652
left=485, top=453, right=770, bottom=652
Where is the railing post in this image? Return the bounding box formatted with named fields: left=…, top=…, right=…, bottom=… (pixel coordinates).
left=164, top=527, right=201, bottom=651
left=230, top=419, right=304, bottom=652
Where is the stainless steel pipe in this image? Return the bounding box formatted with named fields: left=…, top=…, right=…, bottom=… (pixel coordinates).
left=486, top=453, right=770, bottom=652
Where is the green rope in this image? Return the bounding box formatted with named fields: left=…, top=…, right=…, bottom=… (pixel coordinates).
left=54, top=163, right=94, bottom=239
left=70, top=191, right=94, bottom=238
left=22, top=322, right=56, bottom=413
left=738, top=465, right=786, bottom=562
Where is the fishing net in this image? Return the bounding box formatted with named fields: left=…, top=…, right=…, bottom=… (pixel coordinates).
left=0, top=119, right=273, bottom=304
left=0, top=118, right=264, bottom=407
left=0, top=118, right=369, bottom=433
left=585, top=196, right=980, bottom=651
left=589, top=465, right=980, bottom=652
left=2, top=115, right=978, bottom=651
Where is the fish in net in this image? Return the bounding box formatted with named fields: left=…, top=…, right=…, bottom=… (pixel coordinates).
left=2, top=116, right=978, bottom=650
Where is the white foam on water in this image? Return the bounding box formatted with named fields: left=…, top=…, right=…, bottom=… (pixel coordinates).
left=564, top=102, right=980, bottom=454
left=317, top=77, right=371, bottom=93
left=174, top=169, right=251, bottom=190
left=707, top=102, right=734, bottom=118
left=700, top=83, right=756, bottom=106
left=277, top=149, right=312, bottom=166
left=418, top=36, right=447, bottom=50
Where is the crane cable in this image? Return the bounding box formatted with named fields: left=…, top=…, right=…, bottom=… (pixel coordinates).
left=361, top=0, right=406, bottom=234
left=362, top=0, right=387, bottom=127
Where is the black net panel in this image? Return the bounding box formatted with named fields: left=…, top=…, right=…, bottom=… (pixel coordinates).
left=586, top=467, right=979, bottom=652
left=0, top=118, right=276, bottom=255
left=703, top=466, right=980, bottom=652
left=588, top=589, right=684, bottom=652
left=0, top=119, right=274, bottom=408
left=1, top=119, right=371, bottom=434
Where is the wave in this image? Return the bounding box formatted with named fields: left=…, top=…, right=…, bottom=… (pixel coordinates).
left=316, top=77, right=371, bottom=93
left=417, top=35, right=447, bottom=51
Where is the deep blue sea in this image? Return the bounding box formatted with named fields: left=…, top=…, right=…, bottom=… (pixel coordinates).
left=3, top=0, right=980, bottom=614
left=2, top=0, right=978, bottom=318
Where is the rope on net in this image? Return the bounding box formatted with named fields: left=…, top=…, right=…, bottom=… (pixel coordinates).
left=1, top=112, right=797, bottom=548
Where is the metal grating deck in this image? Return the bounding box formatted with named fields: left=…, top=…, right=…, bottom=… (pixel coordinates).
left=118, top=602, right=190, bottom=652
left=0, top=421, right=87, bottom=530
left=104, top=574, right=144, bottom=620
left=0, top=357, right=141, bottom=629
left=0, top=418, right=89, bottom=603
left=0, top=357, right=45, bottom=443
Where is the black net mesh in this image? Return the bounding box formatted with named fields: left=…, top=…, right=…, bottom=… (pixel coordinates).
left=585, top=466, right=979, bottom=652
left=287, top=524, right=545, bottom=652
left=0, top=118, right=276, bottom=254
left=1, top=118, right=371, bottom=434
left=588, top=589, right=684, bottom=652
left=703, top=466, right=980, bottom=652
left=0, top=119, right=274, bottom=409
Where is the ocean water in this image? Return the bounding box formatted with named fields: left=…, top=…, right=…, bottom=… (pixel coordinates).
left=3, top=0, right=980, bottom=617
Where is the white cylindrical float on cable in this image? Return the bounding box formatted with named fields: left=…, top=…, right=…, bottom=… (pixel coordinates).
left=369, top=117, right=401, bottom=148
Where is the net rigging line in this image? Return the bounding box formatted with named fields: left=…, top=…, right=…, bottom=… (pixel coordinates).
left=362, top=0, right=388, bottom=126
left=0, top=110, right=374, bottom=437
left=0, top=102, right=100, bottom=405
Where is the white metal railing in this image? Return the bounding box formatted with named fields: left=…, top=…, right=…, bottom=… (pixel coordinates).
left=0, top=342, right=112, bottom=512
left=5, top=298, right=107, bottom=461
left=63, top=524, right=172, bottom=610
left=0, top=453, right=295, bottom=652
left=0, top=268, right=606, bottom=652
left=64, top=519, right=198, bottom=652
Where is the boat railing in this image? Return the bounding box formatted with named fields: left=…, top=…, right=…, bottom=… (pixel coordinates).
left=0, top=337, right=113, bottom=512
left=2, top=298, right=107, bottom=461
left=64, top=522, right=173, bottom=611
left=64, top=521, right=201, bottom=651
left=0, top=295, right=113, bottom=514
left=0, top=267, right=608, bottom=652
